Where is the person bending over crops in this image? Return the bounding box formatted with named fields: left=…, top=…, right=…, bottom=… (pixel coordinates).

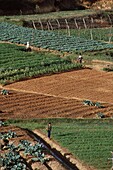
left=25, top=41, right=31, bottom=52
left=77, top=54, right=83, bottom=63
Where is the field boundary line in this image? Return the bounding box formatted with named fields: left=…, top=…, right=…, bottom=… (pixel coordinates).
left=1, top=87, right=113, bottom=105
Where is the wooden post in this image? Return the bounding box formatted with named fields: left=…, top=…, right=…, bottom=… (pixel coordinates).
left=65, top=19, right=70, bottom=36
left=48, top=21, right=53, bottom=30
left=39, top=18, right=43, bottom=30
left=56, top=19, right=60, bottom=36
left=74, top=18, right=79, bottom=29
left=83, top=18, right=87, bottom=29
left=47, top=22, right=50, bottom=31
left=32, top=21, right=36, bottom=30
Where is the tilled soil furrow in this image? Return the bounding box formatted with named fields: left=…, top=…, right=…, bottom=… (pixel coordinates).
left=0, top=91, right=81, bottom=106
left=1, top=94, right=113, bottom=119
left=18, top=103, right=86, bottom=114
left=1, top=67, right=113, bottom=119
left=33, top=105, right=113, bottom=118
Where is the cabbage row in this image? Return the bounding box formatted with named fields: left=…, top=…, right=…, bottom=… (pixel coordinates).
left=1, top=130, right=48, bottom=170
left=66, top=27, right=113, bottom=42
left=0, top=43, right=82, bottom=85
left=0, top=22, right=113, bottom=52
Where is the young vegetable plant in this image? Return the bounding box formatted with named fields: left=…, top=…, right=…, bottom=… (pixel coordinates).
left=1, top=130, right=17, bottom=140
left=0, top=121, right=7, bottom=127
left=83, top=100, right=104, bottom=108
left=1, top=151, right=27, bottom=170
left=1, top=89, right=9, bottom=95
left=20, top=140, right=49, bottom=163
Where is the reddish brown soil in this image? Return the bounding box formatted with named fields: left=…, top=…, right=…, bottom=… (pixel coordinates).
left=0, top=68, right=113, bottom=120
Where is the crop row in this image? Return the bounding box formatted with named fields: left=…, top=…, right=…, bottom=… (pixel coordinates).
left=0, top=22, right=113, bottom=52
left=0, top=43, right=82, bottom=85
left=59, top=27, right=113, bottom=42
left=52, top=120, right=113, bottom=170
left=1, top=130, right=48, bottom=170
left=1, top=86, right=113, bottom=120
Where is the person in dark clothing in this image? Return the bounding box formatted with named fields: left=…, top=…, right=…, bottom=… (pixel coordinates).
left=46, top=123, right=52, bottom=138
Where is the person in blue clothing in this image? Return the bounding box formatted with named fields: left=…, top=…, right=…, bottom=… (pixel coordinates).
left=46, top=122, right=52, bottom=138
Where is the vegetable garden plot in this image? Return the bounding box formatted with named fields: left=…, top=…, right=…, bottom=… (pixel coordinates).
left=0, top=125, right=67, bottom=170
left=60, top=27, right=113, bottom=42
left=0, top=22, right=113, bottom=52
left=0, top=43, right=82, bottom=85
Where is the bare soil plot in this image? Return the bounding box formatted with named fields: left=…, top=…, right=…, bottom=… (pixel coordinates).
left=0, top=69, right=113, bottom=119
left=5, top=69, right=113, bottom=103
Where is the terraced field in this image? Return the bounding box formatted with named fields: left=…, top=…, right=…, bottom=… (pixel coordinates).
left=0, top=69, right=113, bottom=120
left=0, top=13, right=113, bottom=170
left=0, top=22, right=113, bottom=52
left=0, top=125, right=69, bottom=170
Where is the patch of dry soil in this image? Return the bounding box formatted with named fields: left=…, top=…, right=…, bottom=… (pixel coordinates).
left=0, top=68, right=113, bottom=120
left=5, top=69, right=113, bottom=103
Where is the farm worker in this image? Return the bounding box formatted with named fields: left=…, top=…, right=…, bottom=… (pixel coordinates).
left=26, top=41, right=31, bottom=52
left=77, top=54, right=83, bottom=63
left=46, top=122, right=52, bottom=139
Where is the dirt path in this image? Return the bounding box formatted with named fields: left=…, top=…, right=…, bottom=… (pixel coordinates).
left=87, top=60, right=113, bottom=71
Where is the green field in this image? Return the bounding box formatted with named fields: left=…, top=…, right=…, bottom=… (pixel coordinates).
left=0, top=43, right=82, bottom=85
left=0, top=22, right=113, bottom=53
left=0, top=10, right=100, bottom=22
left=56, top=27, right=113, bottom=42
left=0, top=42, right=113, bottom=85
left=7, top=119, right=113, bottom=170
